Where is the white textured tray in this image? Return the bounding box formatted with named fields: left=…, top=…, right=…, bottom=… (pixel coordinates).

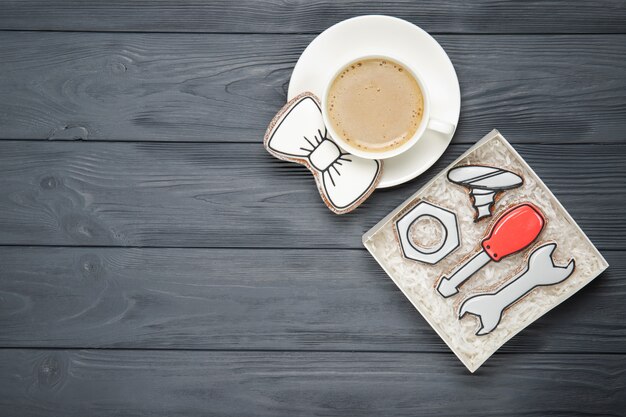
left=362, top=129, right=608, bottom=372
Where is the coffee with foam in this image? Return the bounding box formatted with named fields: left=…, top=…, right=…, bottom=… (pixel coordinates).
left=327, top=58, right=424, bottom=153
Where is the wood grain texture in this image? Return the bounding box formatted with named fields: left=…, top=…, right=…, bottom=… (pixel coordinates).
left=0, top=349, right=624, bottom=417
left=1, top=32, right=626, bottom=143
left=1, top=0, right=626, bottom=34
left=0, top=2, right=624, bottom=415
left=0, top=141, right=623, bottom=249
left=0, top=247, right=620, bottom=352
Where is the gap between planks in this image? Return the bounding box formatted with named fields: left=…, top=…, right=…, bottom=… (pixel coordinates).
left=0, top=245, right=623, bottom=252
left=0, top=346, right=623, bottom=355
left=3, top=29, right=626, bottom=36
left=0, top=138, right=620, bottom=146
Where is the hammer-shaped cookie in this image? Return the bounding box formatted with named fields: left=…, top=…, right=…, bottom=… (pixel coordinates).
left=459, top=243, right=575, bottom=336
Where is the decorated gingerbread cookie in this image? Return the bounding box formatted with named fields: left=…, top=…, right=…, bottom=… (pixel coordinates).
left=264, top=92, right=382, bottom=214
left=459, top=242, right=575, bottom=336
left=437, top=203, right=545, bottom=298
left=394, top=201, right=460, bottom=265
left=447, top=165, right=523, bottom=221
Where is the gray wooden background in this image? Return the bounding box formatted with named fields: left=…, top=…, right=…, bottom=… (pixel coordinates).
left=1, top=1, right=625, bottom=416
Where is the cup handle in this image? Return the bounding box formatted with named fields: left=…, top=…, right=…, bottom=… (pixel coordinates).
left=427, top=118, right=455, bottom=136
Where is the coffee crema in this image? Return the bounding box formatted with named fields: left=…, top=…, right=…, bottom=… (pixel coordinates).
left=327, top=58, right=424, bottom=153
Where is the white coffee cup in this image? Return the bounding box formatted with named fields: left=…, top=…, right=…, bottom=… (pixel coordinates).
left=321, top=54, right=455, bottom=160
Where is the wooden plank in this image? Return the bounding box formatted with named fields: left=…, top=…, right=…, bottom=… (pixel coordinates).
left=0, top=247, right=620, bottom=352
left=0, top=141, right=623, bottom=249
left=1, top=0, right=626, bottom=34
left=1, top=32, right=626, bottom=144
left=0, top=349, right=623, bottom=416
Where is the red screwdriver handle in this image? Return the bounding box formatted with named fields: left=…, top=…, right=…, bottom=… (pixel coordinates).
left=481, top=203, right=545, bottom=262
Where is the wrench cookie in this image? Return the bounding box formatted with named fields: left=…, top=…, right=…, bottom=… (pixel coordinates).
left=459, top=243, right=575, bottom=336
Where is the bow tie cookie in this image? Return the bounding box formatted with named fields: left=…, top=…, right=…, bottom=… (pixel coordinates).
left=264, top=92, right=383, bottom=214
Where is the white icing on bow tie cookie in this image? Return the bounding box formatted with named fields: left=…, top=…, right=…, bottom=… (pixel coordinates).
left=264, top=92, right=383, bottom=214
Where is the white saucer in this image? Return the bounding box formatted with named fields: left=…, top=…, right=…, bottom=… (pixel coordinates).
left=288, top=15, right=461, bottom=188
